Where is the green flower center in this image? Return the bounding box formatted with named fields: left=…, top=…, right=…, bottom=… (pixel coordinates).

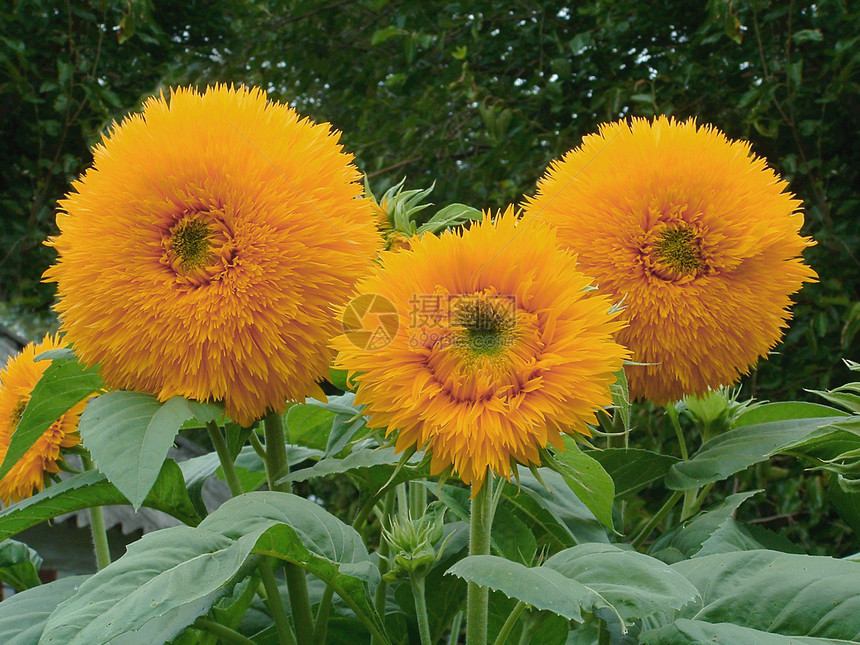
left=451, top=296, right=516, bottom=358
left=170, top=219, right=213, bottom=270
left=653, top=226, right=703, bottom=276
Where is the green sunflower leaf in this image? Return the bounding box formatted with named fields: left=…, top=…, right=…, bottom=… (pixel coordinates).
left=199, top=491, right=388, bottom=643
left=78, top=392, right=220, bottom=509
left=0, top=357, right=102, bottom=482
left=646, top=550, right=860, bottom=643
left=667, top=416, right=848, bottom=490
left=0, top=459, right=201, bottom=541
left=447, top=544, right=698, bottom=631
left=0, top=539, right=43, bottom=591
left=0, top=574, right=89, bottom=645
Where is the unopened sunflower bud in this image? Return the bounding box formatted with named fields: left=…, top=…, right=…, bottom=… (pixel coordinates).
left=381, top=502, right=447, bottom=580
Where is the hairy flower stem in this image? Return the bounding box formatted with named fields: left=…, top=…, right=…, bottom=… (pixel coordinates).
left=494, top=601, right=527, bottom=645
left=208, top=420, right=297, bottom=645
left=194, top=617, right=258, bottom=645
left=80, top=454, right=111, bottom=570
left=264, top=411, right=315, bottom=645
left=206, top=421, right=244, bottom=496
left=371, top=490, right=396, bottom=645
left=667, top=406, right=699, bottom=521
left=313, top=584, right=335, bottom=644
left=631, top=490, right=684, bottom=549
left=411, top=573, right=433, bottom=645
left=466, top=477, right=493, bottom=645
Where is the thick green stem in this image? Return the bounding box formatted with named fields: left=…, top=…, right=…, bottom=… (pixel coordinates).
left=209, top=420, right=296, bottom=645
left=493, top=601, right=527, bottom=645
left=260, top=559, right=298, bottom=645
left=313, top=584, right=335, bottom=645
left=264, top=411, right=314, bottom=645
left=597, top=619, right=610, bottom=645
left=207, top=420, right=243, bottom=497
left=264, top=411, right=291, bottom=493
left=409, top=480, right=427, bottom=516
left=80, top=454, right=110, bottom=570
left=631, top=490, right=683, bottom=549
left=411, top=574, right=433, bottom=645
left=371, top=490, right=396, bottom=645
left=667, top=406, right=698, bottom=521
left=466, top=476, right=493, bottom=645
left=194, top=617, right=258, bottom=645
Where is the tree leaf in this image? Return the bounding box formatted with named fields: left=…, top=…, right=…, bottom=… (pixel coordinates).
left=668, top=550, right=860, bottom=640
left=0, top=357, right=102, bottom=481
left=667, top=417, right=847, bottom=490
left=0, top=539, right=42, bottom=591
left=591, top=448, right=680, bottom=498
left=0, top=575, right=89, bottom=645
left=40, top=525, right=263, bottom=644
left=79, top=392, right=220, bottom=509
left=0, top=459, right=200, bottom=541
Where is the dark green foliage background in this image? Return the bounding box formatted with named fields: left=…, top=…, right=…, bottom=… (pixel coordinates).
left=2, top=0, right=858, bottom=394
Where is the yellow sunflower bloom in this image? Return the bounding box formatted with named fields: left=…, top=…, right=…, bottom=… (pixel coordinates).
left=523, top=117, right=817, bottom=403
left=0, top=335, right=86, bottom=505
left=333, top=208, right=629, bottom=492
left=45, top=85, right=381, bottom=426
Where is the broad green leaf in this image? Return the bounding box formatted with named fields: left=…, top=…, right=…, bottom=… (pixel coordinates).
left=32, top=348, right=76, bottom=362
left=669, top=550, right=860, bottom=640
left=828, top=480, right=860, bottom=534
left=543, top=544, right=699, bottom=623
left=199, top=492, right=388, bottom=642
left=79, top=392, right=220, bottom=508
left=284, top=446, right=425, bottom=490
left=808, top=388, right=860, bottom=414
left=0, top=575, right=88, bottom=645
left=448, top=544, right=697, bottom=631
left=447, top=555, right=606, bottom=623
left=734, top=402, right=850, bottom=427
left=326, top=414, right=367, bottom=457
left=513, top=468, right=609, bottom=545
left=0, top=459, right=200, bottom=541
left=41, top=525, right=263, bottom=645
left=0, top=539, right=42, bottom=591
left=287, top=404, right=335, bottom=450
left=648, top=491, right=760, bottom=562
left=641, top=619, right=855, bottom=645
left=667, top=417, right=847, bottom=490
left=0, top=357, right=102, bottom=481
left=549, top=437, right=615, bottom=530
left=591, top=448, right=680, bottom=498
left=307, top=392, right=363, bottom=417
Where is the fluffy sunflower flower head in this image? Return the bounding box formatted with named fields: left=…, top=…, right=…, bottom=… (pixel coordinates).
left=333, top=207, right=630, bottom=493
left=523, top=116, right=817, bottom=404
left=45, top=85, right=382, bottom=426
left=0, top=334, right=87, bottom=504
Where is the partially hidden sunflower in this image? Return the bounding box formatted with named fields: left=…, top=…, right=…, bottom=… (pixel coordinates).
left=333, top=207, right=629, bottom=492
left=45, top=85, right=381, bottom=426
left=522, top=116, right=817, bottom=403
left=0, top=335, right=87, bottom=504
